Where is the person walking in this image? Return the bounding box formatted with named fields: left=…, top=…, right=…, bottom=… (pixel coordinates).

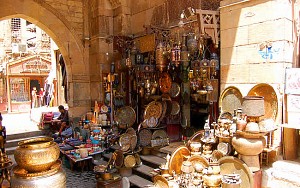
left=31, top=87, right=37, bottom=108
left=38, top=88, right=45, bottom=107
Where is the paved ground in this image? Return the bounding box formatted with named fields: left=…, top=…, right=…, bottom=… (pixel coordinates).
left=2, top=112, right=39, bottom=135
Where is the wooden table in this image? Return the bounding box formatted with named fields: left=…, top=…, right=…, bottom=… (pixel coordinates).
left=65, top=154, right=93, bottom=172
left=60, top=144, right=104, bottom=171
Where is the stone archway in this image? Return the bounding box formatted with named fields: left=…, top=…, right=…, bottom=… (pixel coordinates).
left=0, top=0, right=90, bottom=117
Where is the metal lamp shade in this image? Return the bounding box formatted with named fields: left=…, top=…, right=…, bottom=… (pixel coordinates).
left=242, top=96, right=265, bottom=117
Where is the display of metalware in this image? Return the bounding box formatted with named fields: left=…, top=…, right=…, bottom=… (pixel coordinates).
left=14, top=137, right=60, bottom=173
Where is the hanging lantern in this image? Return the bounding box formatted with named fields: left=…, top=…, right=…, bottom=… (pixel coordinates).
left=155, top=42, right=166, bottom=72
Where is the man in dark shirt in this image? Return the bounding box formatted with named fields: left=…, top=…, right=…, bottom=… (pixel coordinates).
left=52, top=105, right=72, bottom=137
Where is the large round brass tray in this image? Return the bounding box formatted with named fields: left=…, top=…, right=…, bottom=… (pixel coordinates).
left=219, top=86, right=243, bottom=114
left=115, top=106, right=136, bottom=127
left=159, top=72, right=172, bottom=93
left=218, top=156, right=254, bottom=188
left=247, top=83, right=278, bottom=120
left=144, top=101, right=163, bottom=120
left=169, top=82, right=180, bottom=98
left=168, top=146, right=190, bottom=174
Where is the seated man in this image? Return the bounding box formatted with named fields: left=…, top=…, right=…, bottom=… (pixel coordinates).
left=52, top=105, right=72, bottom=141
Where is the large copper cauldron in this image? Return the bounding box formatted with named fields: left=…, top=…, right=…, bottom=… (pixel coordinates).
left=14, top=137, right=60, bottom=172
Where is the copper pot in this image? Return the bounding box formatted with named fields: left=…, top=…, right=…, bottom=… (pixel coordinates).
left=14, top=137, right=60, bottom=173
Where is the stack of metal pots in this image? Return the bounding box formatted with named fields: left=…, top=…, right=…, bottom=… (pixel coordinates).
left=11, top=137, right=66, bottom=188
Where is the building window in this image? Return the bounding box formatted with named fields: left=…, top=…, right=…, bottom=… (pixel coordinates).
left=10, top=77, right=30, bottom=102
left=11, top=18, right=21, bottom=43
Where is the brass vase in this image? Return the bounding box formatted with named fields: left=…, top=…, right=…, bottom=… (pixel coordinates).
left=14, top=137, right=60, bottom=173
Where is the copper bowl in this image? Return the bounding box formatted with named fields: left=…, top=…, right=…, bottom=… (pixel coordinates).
left=14, top=137, right=60, bottom=173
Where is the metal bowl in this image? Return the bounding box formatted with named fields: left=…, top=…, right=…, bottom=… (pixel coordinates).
left=14, top=137, right=60, bottom=173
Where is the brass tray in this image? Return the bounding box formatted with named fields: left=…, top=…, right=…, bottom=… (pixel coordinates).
left=219, top=86, right=243, bottom=114
left=247, top=83, right=278, bottom=120
left=115, top=106, right=136, bottom=128
left=152, top=130, right=168, bottom=140
left=218, top=156, right=254, bottom=188
left=153, top=175, right=169, bottom=188
left=144, top=101, right=163, bottom=120
left=168, top=146, right=190, bottom=174
left=169, top=82, right=180, bottom=98
left=124, top=155, right=136, bottom=168
left=170, top=101, right=180, bottom=115
left=187, top=155, right=209, bottom=170
left=139, top=129, right=152, bottom=147
left=159, top=72, right=172, bottom=93
left=119, top=133, right=131, bottom=152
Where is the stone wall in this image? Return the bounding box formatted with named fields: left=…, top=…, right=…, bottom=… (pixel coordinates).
left=220, top=0, right=296, bottom=124
left=44, top=0, right=84, bottom=42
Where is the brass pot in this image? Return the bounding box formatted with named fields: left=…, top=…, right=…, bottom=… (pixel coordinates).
left=11, top=168, right=66, bottom=188
left=232, top=136, right=265, bottom=155
left=14, top=137, right=60, bottom=173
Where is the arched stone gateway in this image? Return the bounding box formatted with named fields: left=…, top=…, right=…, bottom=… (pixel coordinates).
left=0, top=0, right=91, bottom=117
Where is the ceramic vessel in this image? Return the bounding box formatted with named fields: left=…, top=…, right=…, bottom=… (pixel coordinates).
left=11, top=168, right=66, bottom=188
left=14, top=137, right=60, bottom=173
